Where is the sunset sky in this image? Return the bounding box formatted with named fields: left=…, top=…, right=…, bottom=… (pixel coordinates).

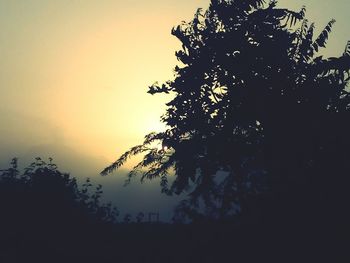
left=0, top=0, right=349, bottom=218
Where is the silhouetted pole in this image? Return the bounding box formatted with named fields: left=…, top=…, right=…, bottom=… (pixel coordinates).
left=148, top=212, right=159, bottom=223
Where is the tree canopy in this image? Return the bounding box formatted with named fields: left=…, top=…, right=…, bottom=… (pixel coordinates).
left=102, top=0, right=350, bottom=220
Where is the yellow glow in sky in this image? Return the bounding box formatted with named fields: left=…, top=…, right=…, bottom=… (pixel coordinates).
left=0, top=0, right=349, bottom=171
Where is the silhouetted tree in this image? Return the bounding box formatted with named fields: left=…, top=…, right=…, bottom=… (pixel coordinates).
left=102, top=0, right=350, bottom=221
left=0, top=157, right=124, bottom=262
left=0, top=157, right=119, bottom=234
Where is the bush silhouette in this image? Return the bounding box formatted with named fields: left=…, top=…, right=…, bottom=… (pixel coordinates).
left=0, top=158, right=118, bottom=240
left=102, top=0, right=350, bottom=222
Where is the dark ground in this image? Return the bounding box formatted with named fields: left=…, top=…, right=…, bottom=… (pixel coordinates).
left=1, top=217, right=348, bottom=263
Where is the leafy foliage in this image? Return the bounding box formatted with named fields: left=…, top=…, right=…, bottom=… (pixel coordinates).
left=0, top=157, right=119, bottom=229
left=103, top=0, right=350, bottom=220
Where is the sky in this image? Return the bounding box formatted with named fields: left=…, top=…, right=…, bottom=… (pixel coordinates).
left=0, top=0, right=349, bottom=220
